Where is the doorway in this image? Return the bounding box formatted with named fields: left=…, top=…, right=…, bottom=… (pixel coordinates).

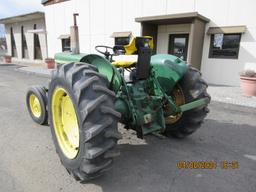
left=21, top=26, right=29, bottom=59
left=33, top=24, right=42, bottom=60
left=10, top=27, right=17, bottom=57
left=168, top=34, right=189, bottom=60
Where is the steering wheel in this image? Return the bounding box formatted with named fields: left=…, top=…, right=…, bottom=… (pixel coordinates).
left=95, top=45, right=114, bottom=60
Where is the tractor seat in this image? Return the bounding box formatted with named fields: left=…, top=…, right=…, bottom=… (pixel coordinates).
left=111, top=60, right=136, bottom=68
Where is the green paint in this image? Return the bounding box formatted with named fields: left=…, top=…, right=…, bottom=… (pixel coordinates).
left=114, top=98, right=129, bottom=120
left=150, top=54, right=188, bottom=92
left=179, top=98, right=209, bottom=112
left=54, top=52, right=87, bottom=63
left=124, top=80, right=166, bottom=136
left=80, top=54, right=122, bottom=92
left=53, top=51, right=208, bottom=137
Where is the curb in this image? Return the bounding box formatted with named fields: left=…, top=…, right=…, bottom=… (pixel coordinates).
left=0, top=64, right=20, bottom=67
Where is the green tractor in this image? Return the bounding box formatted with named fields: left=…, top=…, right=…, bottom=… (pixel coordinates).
left=26, top=35, right=210, bottom=181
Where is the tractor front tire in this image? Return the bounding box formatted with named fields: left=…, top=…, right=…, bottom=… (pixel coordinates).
left=165, top=66, right=210, bottom=138
left=48, top=62, right=121, bottom=181
left=26, top=86, right=48, bottom=125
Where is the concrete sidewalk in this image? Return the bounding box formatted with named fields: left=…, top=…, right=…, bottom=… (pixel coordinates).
left=208, top=86, right=256, bottom=108
left=16, top=65, right=54, bottom=77
left=16, top=65, right=256, bottom=108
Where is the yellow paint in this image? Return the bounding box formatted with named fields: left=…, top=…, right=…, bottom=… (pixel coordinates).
left=111, top=36, right=154, bottom=68
left=52, top=87, right=80, bottom=159
left=124, top=37, right=137, bottom=55
left=29, top=94, right=42, bottom=118
left=123, top=36, right=154, bottom=55
left=112, top=60, right=136, bottom=68
left=165, top=85, right=185, bottom=124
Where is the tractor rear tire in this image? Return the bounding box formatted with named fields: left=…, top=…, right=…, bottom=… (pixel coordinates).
left=26, top=86, right=48, bottom=125
left=48, top=62, right=121, bottom=181
left=165, top=66, right=210, bottom=138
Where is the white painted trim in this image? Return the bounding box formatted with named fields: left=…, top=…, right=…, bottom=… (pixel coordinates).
left=27, top=29, right=46, bottom=34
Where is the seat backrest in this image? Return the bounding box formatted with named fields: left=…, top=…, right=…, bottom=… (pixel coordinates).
left=113, top=36, right=154, bottom=55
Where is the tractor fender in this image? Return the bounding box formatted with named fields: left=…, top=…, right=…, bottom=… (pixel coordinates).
left=54, top=52, right=122, bottom=92
left=80, top=54, right=122, bottom=92
left=150, top=54, right=189, bottom=92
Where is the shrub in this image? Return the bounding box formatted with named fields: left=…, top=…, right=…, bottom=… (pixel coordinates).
left=240, top=70, right=256, bottom=78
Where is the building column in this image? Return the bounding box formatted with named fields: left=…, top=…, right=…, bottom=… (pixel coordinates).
left=187, top=18, right=207, bottom=70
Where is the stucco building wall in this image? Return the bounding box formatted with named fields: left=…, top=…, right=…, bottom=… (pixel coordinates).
left=44, top=0, right=256, bottom=86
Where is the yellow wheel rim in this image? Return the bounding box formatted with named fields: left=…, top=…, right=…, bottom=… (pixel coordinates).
left=29, top=94, right=42, bottom=118
left=52, top=87, right=80, bottom=159
left=165, top=85, right=185, bottom=124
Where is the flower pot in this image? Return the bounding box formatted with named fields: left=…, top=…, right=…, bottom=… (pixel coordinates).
left=45, top=58, right=55, bottom=69
left=4, top=55, right=12, bottom=63
left=240, top=76, right=256, bottom=96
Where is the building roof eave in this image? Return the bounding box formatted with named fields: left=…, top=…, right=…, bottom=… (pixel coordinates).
left=41, top=0, right=49, bottom=4
left=135, top=12, right=210, bottom=24
left=111, top=31, right=132, bottom=38
left=41, top=0, right=70, bottom=6
left=207, top=25, right=246, bottom=34
left=0, top=12, right=44, bottom=24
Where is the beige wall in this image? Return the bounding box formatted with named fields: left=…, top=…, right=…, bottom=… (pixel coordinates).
left=156, top=22, right=206, bottom=70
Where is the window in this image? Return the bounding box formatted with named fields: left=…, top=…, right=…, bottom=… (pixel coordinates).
left=168, top=34, right=189, bottom=60
left=209, top=33, right=241, bottom=59
left=111, top=31, right=132, bottom=46
left=62, top=38, right=71, bottom=52
left=115, top=37, right=130, bottom=46
left=21, top=26, right=28, bottom=59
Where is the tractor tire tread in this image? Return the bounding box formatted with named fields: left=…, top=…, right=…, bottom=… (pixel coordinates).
left=165, top=66, right=210, bottom=138
left=48, top=62, right=120, bottom=181
left=85, top=140, right=116, bottom=160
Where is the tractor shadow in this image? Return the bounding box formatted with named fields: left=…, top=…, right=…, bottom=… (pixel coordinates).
left=87, top=118, right=256, bottom=192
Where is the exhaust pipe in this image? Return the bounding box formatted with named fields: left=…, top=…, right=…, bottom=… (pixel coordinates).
left=71, top=13, right=80, bottom=54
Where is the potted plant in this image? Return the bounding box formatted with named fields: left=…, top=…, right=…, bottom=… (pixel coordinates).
left=4, top=55, right=12, bottom=63
left=45, top=58, right=55, bottom=69
left=240, top=70, right=256, bottom=96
